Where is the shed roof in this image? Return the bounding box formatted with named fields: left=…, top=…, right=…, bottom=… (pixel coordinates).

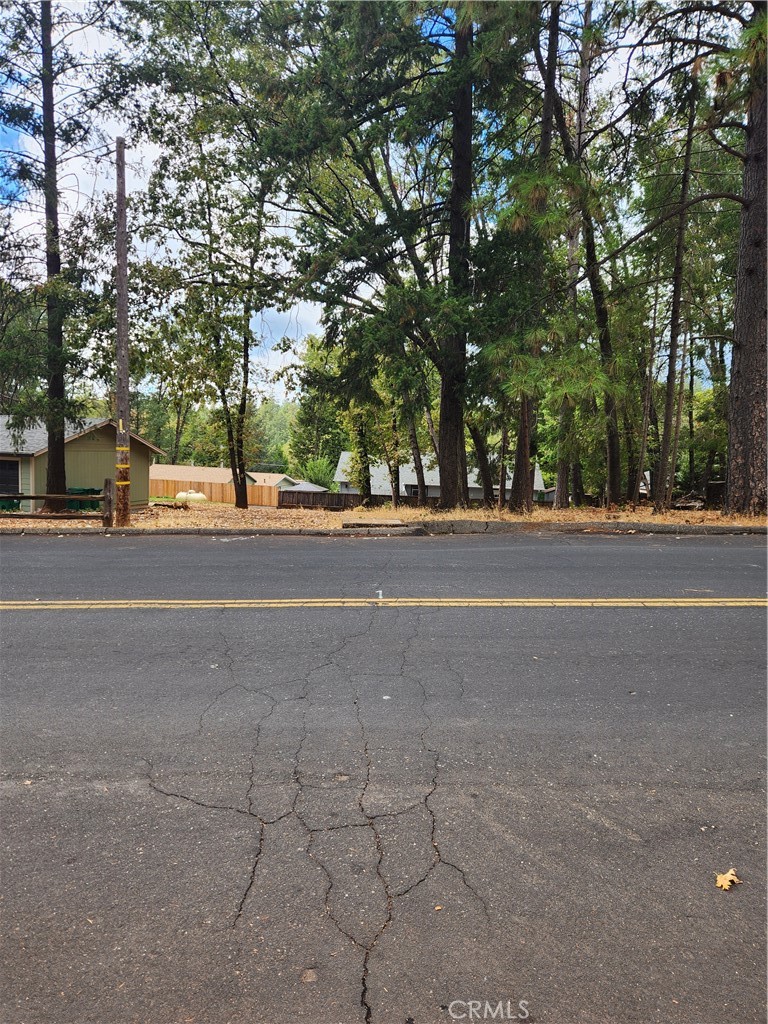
left=283, top=480, right=329, bottom=492
left=0, top=416, right=163, bottom=457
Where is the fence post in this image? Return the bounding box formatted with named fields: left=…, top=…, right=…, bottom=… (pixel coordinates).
left=102, top=478, right=115, bottom=527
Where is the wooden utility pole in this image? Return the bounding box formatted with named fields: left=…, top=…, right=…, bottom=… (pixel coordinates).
left=40, top=0, right=66, bottom=511
left=115, top=137, right=130, bottom=526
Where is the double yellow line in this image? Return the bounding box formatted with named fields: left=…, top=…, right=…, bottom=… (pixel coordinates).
left=1, top=597, right=765, bottom=611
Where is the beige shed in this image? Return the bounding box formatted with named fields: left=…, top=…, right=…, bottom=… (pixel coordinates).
left=0, top=417, right=164, bottom=511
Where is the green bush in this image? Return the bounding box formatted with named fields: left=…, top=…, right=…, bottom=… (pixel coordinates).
left=290, top=457, right=338, bottom=491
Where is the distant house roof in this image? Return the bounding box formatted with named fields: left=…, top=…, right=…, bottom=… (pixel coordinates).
left=333, top=451, right=545, bottom=495
left=150, top=464, right=237, bottom=484
left=333, top=451, right=448, bottom=493
left=283, top=480, right=328, bottom=492
left=0, top=416, right=163, bottom=457
left=149, top=465, right=298, bottom=488
left=247, top=472, right=298, bottom=488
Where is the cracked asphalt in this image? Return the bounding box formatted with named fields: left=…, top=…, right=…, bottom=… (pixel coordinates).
left=1, top=533, right=766, bottom=1024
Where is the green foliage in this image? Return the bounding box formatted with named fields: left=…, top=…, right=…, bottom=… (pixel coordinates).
left=2, top=0, right=750, bottom=508
left=284, top=336, right=350, bottom=468
left=127, top=395, right=298, bottom=471
left=255, top=399, right=296, bottom=468
left=0, top=279, right=46, bottom=417
left=289, top=456, right=338, bottom=491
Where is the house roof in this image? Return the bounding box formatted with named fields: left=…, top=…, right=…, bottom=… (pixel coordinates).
left=333, top=451, right=545, bottom=494
left=149, top=465, right=298, bottom=488
left=283, top=480, right=329, bottom=492
left=150, top=465, right=235, bottom=484
left=0, top=416, right=164, bottom=457
left=247, top=472, right=298, bottom=488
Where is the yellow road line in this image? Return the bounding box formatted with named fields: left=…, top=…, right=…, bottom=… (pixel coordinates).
left=1, top=597, right=765, bottom=611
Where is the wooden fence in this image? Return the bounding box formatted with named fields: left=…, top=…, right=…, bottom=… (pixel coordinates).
left=0, top=479, right=115, bottom=525
left=278, top=490, right=363, bottom=510
left=149, top=479, right=279, bottom=507
left=276, top=491, right=439, bottom=510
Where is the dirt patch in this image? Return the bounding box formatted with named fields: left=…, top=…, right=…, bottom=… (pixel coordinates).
left=1, top=500, right=764, bottom=533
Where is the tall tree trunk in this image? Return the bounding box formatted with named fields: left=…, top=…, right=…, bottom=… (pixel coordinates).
left=438, top=19, right=472, bottom=509
left=554, top=399, right=571, bottom=509
left=649, top=396, right=661, bottom=497
left=541, top=2, right=621, bottom=505
left=510, top=0, right=561, bottom=513
left=666, top=330, right=690, bottom=506
left=539, top=0, right=560, bottom=159
left=222, top=391, right=248, bottom=510
left=571, top=458, right=585, bottom=506
left=632, top=273, right=660, bottom=504
left=655, top=83, right=696, bottom=509
left=727, top=45, right=767, bottom=514
left=408, top=415, right=428, bottom=505
left=171, top=398, right=190, bottom=465
left=41, top=0, right=66, bottom=511
left=582, top=214, right=622, bottom=504
left=497, top=425, right=508, bottom=511
left=508, top=398, right=533, bottom=513
left=438, top=373, right=463, bottom=507
left=424, top=403, right=439, bottom=459
left=388, top=409, right=400, bottom=507
left=468, top=423, right=495, bottom=506
left=555, top=2, right=589, bottom=512
left=688, top=344, right=695, bottom=489
left=709, top=337, right=728, bottom=484
left=226, top=292, right=254, bottom=511
left=388, top=464, right=400, bottom=507
left=624, top=409, right=638, bottom=503
left=353, top=413, right=372, bottom=503
left=458, top=439, right=469, bottom=505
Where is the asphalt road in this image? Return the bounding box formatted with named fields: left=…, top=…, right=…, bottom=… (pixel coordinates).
left=1, top=534, right=765, bottom=1024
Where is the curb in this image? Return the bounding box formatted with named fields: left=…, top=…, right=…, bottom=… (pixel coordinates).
left=420, top=520, right=767, bottom=537
left=0, top=521, right=764, bottom=538
left=0, top=526, right=428, bottom=538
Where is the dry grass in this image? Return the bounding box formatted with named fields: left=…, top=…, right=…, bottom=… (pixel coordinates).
left=0, top=499, right=764, bottom=532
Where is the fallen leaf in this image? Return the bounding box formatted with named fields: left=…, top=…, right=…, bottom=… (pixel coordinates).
left=434, top=905, right=443, bottom=911
left=715, top=868, right=742, bottom=891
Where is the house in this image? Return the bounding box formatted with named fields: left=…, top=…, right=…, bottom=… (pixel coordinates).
left=246, top=471, right=298, bottom=489
left=0, top=416, right=163, bottom=511
left=333, top=451, right=546, bottom=501
left=149, top=465, right=297, bottom=491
